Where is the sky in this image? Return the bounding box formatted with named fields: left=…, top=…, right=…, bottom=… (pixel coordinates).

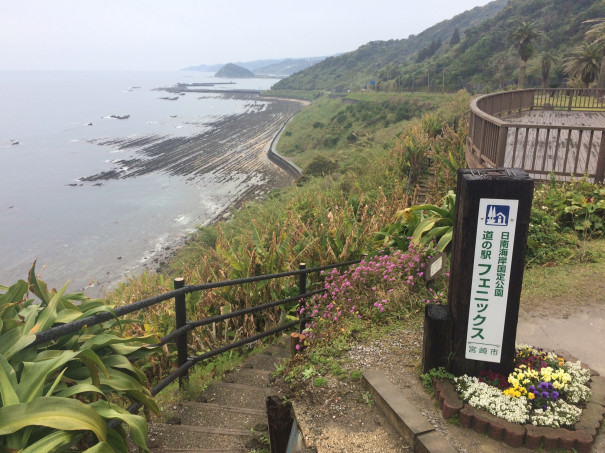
left=1, top=0, right=494, bottom=71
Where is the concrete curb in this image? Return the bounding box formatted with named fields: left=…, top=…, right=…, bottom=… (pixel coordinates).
left=268, top=117, right=303, bottom=178
left=362, top=370, right=457, bottom=453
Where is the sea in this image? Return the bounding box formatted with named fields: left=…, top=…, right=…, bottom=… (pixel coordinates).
left=0, top=71, right=280, bottom=296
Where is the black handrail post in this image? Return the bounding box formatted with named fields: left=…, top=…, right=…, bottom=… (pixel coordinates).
left=298, top=263, right=307, bottom=334
left=174, top=277, right=188, bottom=389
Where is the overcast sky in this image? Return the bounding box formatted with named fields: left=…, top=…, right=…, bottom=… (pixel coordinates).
left=1, top=0, right=494, bottom=71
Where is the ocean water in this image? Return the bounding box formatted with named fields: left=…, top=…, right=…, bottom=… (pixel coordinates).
left=0, top=71, right=279, bottom=295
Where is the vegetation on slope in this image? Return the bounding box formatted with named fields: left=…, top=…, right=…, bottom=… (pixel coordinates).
left=275, top=92, right=444, bottom=171
left=3, top=1, right=605, bottom=445
left=2, top=87, right=604, bottom=447
left=215, top=63, right=255, bottom=78
left=273, top=0, right=605, bottom=93
left=103, top=93, right=466, bottom=375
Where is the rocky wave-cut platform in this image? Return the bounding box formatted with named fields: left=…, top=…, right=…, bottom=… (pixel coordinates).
left=81, top=94, right=304, bottom=197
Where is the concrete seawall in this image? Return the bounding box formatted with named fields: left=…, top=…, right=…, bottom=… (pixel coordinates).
left=268, top=117, right=303, bottom=178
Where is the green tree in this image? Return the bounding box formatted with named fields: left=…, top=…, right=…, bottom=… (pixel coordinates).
left=450, top=27, right=461, bottom=46
left=584, top=17, right=605, bottom=90
left=510, top=20, right=546, bottom=89
left=538, top=50, right=559, bottom=88
left=563, top=41, right=602, bottom=88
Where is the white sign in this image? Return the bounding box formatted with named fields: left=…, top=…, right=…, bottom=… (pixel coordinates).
left=465, top=198, right=518, bottom=363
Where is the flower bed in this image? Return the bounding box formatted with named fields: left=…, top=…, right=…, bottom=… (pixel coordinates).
left=456, top=346, right=591, bottom=428
left=430, top=345, right=605, bottom=451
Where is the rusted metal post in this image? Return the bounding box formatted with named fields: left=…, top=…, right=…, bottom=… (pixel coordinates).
left=298, top=263, right=307, bottom=334
left=266, top=395, right=293, bottom=453
left=174, top=277, right=188, bottom=388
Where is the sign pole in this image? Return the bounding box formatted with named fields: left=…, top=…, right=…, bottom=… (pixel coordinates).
left=448, top=168, right=533, bottom=377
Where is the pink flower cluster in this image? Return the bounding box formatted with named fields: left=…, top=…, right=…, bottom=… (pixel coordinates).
left=424, top=287, right=447, bottom=305
left=300, top=243, right=437, bottom=342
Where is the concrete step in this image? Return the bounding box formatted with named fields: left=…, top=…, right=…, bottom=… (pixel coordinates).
left=146, top=337, right=293, bottom=452
left=264, top=343, right=289, bottom=358
left=148, top=422, right=251, bottom=452
left=202, top=382, right=267, bottom=409
left=363, top=370, right=457, bottom=453
left=223, top=367, right=272, bottom=387
left=242, top=349, right=287, bottom=372
left=150, top=448, right=246, bottom=453
left=175, top=401, right=267, bottom=430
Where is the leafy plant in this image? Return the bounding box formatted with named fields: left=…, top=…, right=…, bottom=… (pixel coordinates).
left=0, top=263, right=160, bottom=452
left=349, top=370, right=363, bottom=381
left=355, top=391, right=374, bottom=406
left=313, top=377, right=327, bottom=387
left=421, top=366, right=456, bottom=391
left=376, top=191, right=455, bottom=254
left=301, top=365, right=317, bottom=380
left=546, top=184, right=605, bottom=235
left=527, top=179, right=605, bottom=265
left=373, top=207, right=422, bottom=251
left=408, top=190, right=455, bottom=253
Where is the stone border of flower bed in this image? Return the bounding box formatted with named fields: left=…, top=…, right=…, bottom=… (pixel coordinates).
left=433, top=371, right=605, bottom=452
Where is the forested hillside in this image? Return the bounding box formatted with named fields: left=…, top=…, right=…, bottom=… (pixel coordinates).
left=273, top=0, right=605, bottom=92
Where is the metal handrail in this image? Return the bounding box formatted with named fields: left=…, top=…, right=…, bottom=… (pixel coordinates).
left=33, top=259, right=361, bottom=346
left=34, top=258, right=363, bottom=413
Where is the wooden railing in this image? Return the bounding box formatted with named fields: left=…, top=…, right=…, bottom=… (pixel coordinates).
left=467, top=89, right=605, bottom=183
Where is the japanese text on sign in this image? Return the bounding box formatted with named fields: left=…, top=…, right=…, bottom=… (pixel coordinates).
left=465, top=199, right=518, bottom=363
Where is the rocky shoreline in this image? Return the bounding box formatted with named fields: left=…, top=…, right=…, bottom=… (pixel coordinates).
left=89, top=92, right=305, bottom=293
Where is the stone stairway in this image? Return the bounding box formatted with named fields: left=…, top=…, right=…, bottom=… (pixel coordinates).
left=146, top=342, right=291, bottom=453
left=413, top=165, right=434, bottom=204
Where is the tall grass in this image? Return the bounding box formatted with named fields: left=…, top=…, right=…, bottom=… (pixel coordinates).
left=107, top=92, right=472, bottom=380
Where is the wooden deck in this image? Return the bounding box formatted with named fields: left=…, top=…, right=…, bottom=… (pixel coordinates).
left=503, top=110, right=605, bottom=128
left=501, top=111, right=605, bottom=181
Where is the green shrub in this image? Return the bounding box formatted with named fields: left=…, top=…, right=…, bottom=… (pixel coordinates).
left=527, top=179, right=605, bottom=265
left=350, top=370, right=363, bottom=381
left=541, top=180, right=605, bottom=236
left=374, top=191, right=455, bottom=254
left=313, top=377, right=327, bottom=387
left=526, top=204, right=579, bottom=265
left=421, top=367, right=456, bottom=391
left=0, top=263, right=159, bottom=452
left=304, top=156, right=339, bottom=177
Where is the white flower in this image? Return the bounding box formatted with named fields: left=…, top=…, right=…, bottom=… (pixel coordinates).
left=565, top=382, right=591, bottom=404
left=562, top=360, right=591, bottom=385
left=454, top=354, right=590, bottom=429
left=529, top=400, right=582, bottom=428
left=455, top=376, right=529, bottom=424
